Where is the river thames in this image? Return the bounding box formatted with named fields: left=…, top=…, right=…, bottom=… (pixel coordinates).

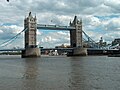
left=0, top=55, right=120, bottom=90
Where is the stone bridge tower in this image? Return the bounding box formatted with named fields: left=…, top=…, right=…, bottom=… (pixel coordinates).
left=24, top=12, right=37, bottom=48
left=70, top=16, right=82, bottom=47
left=69, top=16, right=87, bottom=56
left=22, top=12, right=40, bottom=58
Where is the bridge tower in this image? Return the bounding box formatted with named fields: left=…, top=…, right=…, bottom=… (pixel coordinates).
left=69, top=16, right=87, bottom=56
left=22, top=12, right=40, bottom=58
left=70, top=16, right=82, bottom=47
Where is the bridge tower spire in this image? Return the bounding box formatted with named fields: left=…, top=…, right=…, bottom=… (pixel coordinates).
left=22, top=12, right=40, bottom=58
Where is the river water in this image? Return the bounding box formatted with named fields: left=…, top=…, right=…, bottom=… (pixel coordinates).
left=0, top=55, right=120, bottom=90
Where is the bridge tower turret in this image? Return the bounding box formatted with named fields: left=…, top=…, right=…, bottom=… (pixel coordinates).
left=70, top=16, right=82, bottom=47
left=22, top=12, right=40, bottom=58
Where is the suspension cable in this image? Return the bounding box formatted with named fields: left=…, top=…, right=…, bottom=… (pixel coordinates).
left=82, top=30, right=99, bottom=48
left=0, top=28, right=27, bottom=48
left=82, top=30, right=96, bottom=43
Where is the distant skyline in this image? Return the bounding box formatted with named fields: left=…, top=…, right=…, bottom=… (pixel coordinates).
left=0, top=0, right=120, bottom=48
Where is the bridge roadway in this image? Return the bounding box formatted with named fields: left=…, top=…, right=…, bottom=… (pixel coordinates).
left=0, top=48, right=73, bottom=52
left=0, top=48, right=25, bottom=52
left=0, top=48, right=119, bottom=56
left=37, top=24, right=75, bottom=30
left=0, top=48, right=118, bottom=52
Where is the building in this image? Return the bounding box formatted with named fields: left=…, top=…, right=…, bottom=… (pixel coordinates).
left=95, top=37, right=107, bottom=48
left=55, top=44, right=71, bottom=48
left=99, top=37, right=107, bottom=47
left=112, top=38, right=120, bottom=46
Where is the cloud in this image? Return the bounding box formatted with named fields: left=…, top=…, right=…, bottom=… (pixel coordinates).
left=0, top=30, right=3, bottom=33
left=105, top=18, right=120, bottom=31
left=0, top=0, right=120, bottom=48
left=0, top=25, right=23, bottom=39
left=37, top=30, right=70, bottom=48
left=105, top=0, right=120, bottom=13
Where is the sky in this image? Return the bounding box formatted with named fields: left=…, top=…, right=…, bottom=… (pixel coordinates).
left=0, top=0, right=120, bottom=48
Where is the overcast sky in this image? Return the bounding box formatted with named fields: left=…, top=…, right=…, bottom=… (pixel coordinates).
left=0, top=0, right=120, bottom=48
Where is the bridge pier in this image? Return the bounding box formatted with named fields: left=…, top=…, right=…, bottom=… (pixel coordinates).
left=73, top=47, right=87, bottom=56
left=22, top=48, right=40, bottom=58
left=22, top=12, right=41, bottom=58
left=67, top=47, right=87, bottom=56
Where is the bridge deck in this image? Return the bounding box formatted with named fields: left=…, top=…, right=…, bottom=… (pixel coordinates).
left=0, top=48, right=118, bottom=52
left=0, top=49, right=24, bottom=51
left=37, top=24, right=75, bottom=30
left=0, top=48, right=73, bottom=52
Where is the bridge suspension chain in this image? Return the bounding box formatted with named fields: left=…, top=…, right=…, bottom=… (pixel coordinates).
left=82, top=31, right=96, bottom=43
left=82, top=31, right=99, bottom=48
left=0, top=28, right=27, bottom=48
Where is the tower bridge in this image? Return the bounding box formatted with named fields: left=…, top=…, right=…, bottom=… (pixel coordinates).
left=21, top=12, right=87, bottom=57
left=0, top=12, right=111, bottom=57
